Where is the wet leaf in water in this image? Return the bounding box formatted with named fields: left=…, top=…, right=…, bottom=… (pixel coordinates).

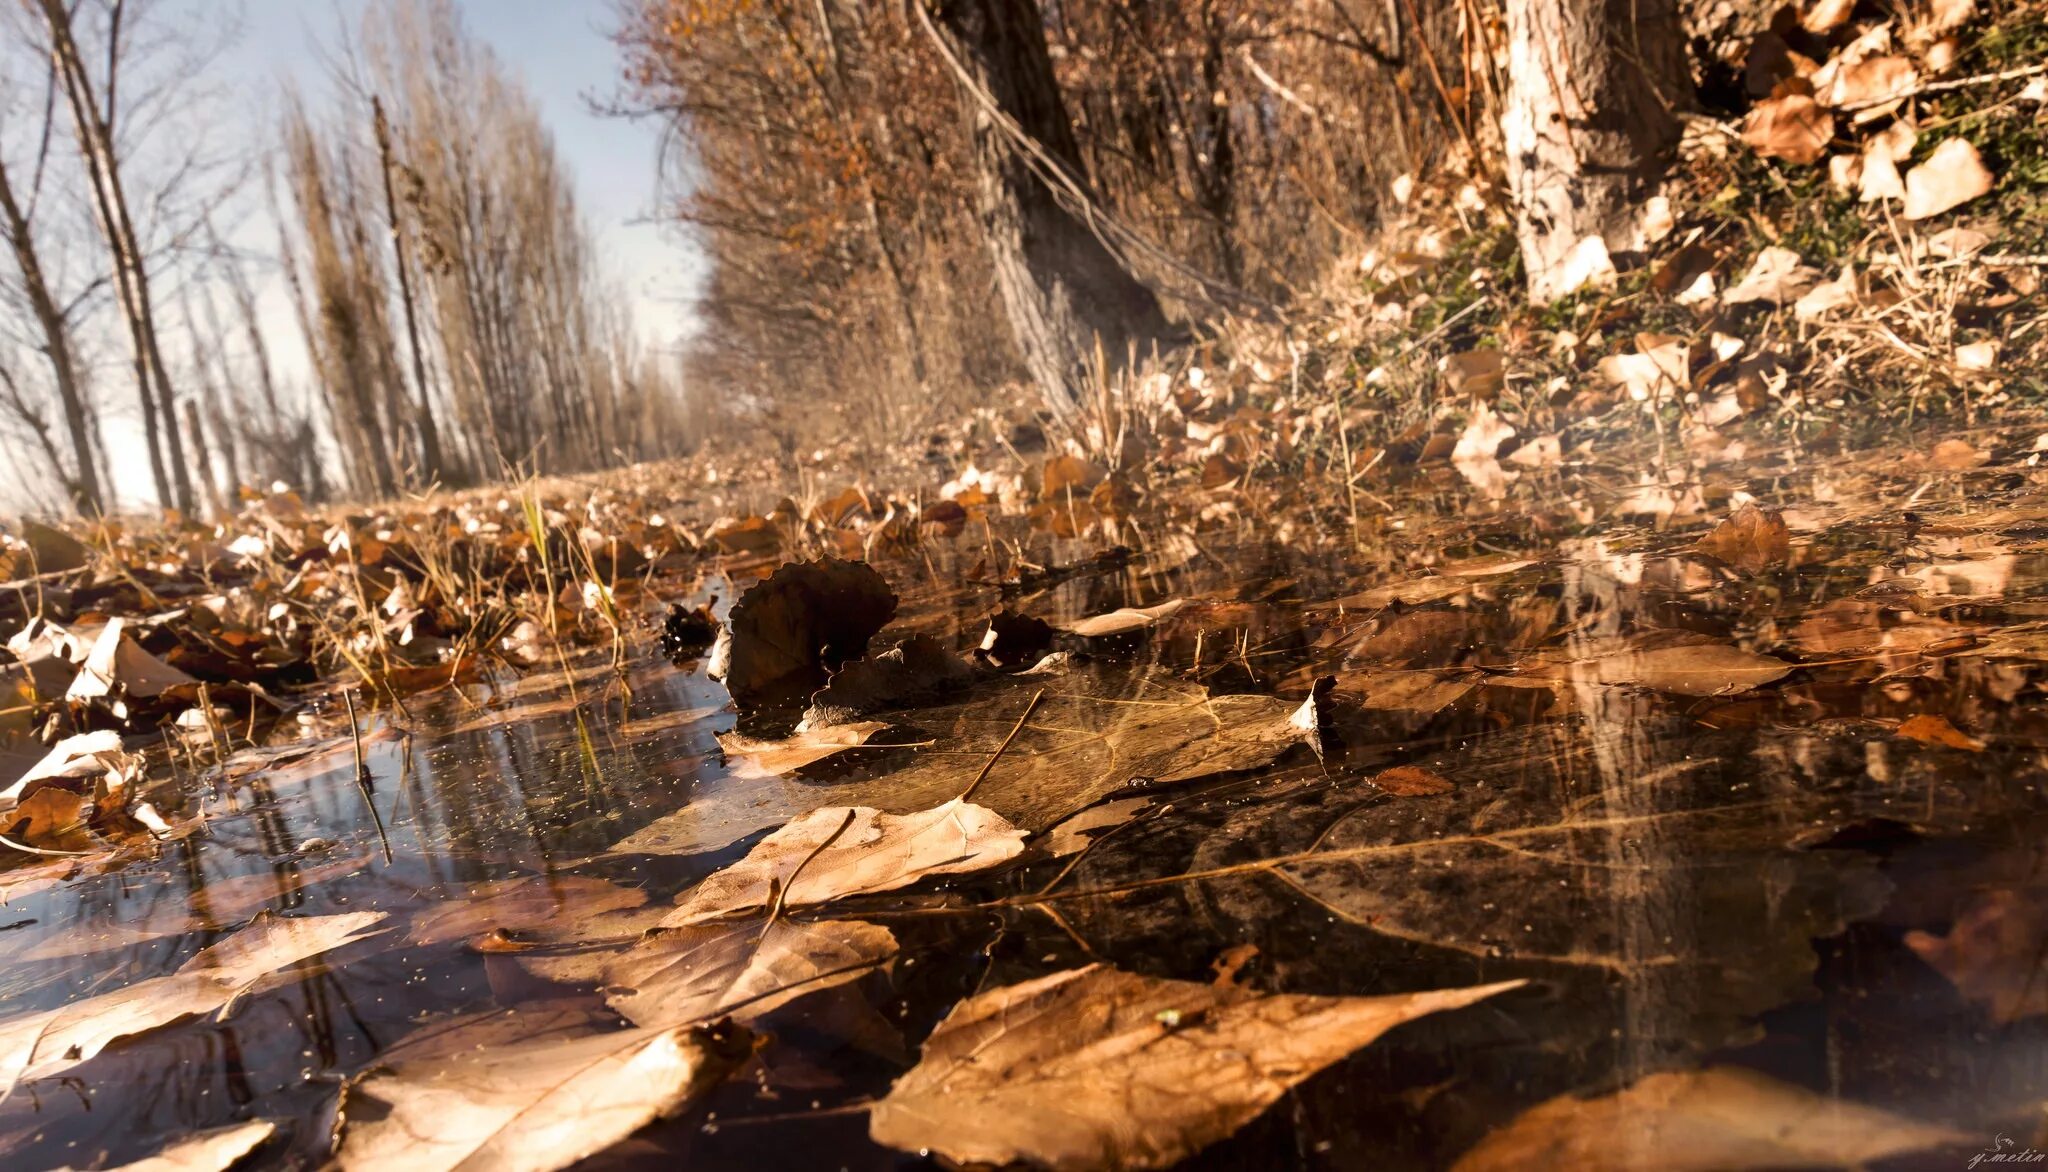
left=662, top=799, right=1025, bottom=925
left=604, top=918, right=896, bottom=1027
left=716, top=722, right=890, bottom=779
left=867, top=964, right=1523, bottom=1169
left=710, top=558, right=896, bottom=709
left=1905, top=889, right=2048, bottom=1023
left=1064, top=599, right=1186, bottom=638
left=0, top=912, right=386, bottom=1095
left=611, top=672, right=1320, bottom=859
left=63, top=618, right=198, bottom=712
left=1695, top=504, right=1791, bottom=573
left=1370, top=765, right=1455, bottom=796
left=1450, top=1067, right=1964, bottom=1171
left=54, top=1119, right=276, bottom=1172
left=800, top=634, right=977, bottom=727
left=658, top=601, right=719, bottom=660
left=1894, top=713, right=1985, bottom=751
left=1517, top=642, right=1794, bottom=697
left=335, top=1022, right=749, bottom=1172
left=407, top=876, right=648, bottom=947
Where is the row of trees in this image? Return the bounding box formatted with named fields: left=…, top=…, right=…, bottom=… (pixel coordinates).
left=0, top=0, right=690, bottom=518
left=618, top=0, right=1692, bottom=444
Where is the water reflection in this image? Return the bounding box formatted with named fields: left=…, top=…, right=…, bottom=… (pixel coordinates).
left=2, top=530, right=2047, bottom=1168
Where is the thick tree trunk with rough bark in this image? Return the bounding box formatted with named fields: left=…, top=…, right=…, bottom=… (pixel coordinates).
left=0, top=151, right=101, bottom=514
left=1502, top=0, right=1691, bottom=303
left=927, top=0, right=1170, bottom=428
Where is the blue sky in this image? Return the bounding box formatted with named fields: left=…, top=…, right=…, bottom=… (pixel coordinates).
left=218, top=0, right=701, bottom=340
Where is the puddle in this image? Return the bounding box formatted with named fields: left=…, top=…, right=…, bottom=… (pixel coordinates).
left=5, top=503, right=2048, bottom=1169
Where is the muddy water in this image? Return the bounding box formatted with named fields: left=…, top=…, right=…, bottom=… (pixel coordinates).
left=5, top=517, right=2048, bottom=1169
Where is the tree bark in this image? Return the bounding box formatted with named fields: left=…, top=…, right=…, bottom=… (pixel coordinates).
left=926, top=0, right=1170, bottom=428
left=1501, top=0, right=1691, bottom=303
left=0, top=149, right=101, bottom=514
left=36, top=0, right=194, bottom=511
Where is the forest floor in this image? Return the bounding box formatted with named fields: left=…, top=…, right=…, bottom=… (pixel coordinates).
left=6, top=5, right=2048, bottom=1170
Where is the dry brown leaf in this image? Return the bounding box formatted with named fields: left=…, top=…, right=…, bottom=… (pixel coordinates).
left=1443, top=349, right=1505, bottom=399
left=604, top=918, right=896, bottom=1027
left=0, top=912, right=386, bottom=1095
left=1451, top=1066, right=1964, bottom=1171
left=716, top=722, right=890, bottom=779
left=58, top=1120, right=278, bottom=1172
left=1930, top=437, right=1990, bottom=470
left=1722, top=247, right=1819, bottom=306
left=1799, top=0, right=1855, bottom=33
left=663, top=799, right=1026, bottom=925
left=1903, top=137, right=1994, bottom=219
left=802, top=634, right=977, bottom=727
left=1371, top=765, right=1455, bottom=796
left=1821, top=54, right=1917, bottom=110
left=1451, top=404, right=1517, bottom=501
left=1042, top=455, right=1104, bottom=496
left=335, top=1022, right=747, bottom=1172
left=1742, top=92, right=1833, bottom=164
left=1520, top=643, right=1794, bottom=697
left=1895, top=713, right=1986, bottom=751
left=1695, top=504, right=1792, bottom=573
left=868, top=965, right=1524, bottom=1169
left=63, top=617, right=198, bottom=717
left=407, top=876, right=648, bottom=947
left=704, top=515, right=781, bottom=555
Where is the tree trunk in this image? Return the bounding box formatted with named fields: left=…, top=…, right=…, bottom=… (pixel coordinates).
left=926, top=0, right=1170, bottom=428
left=182, top=397, right=226, bottom=520
left=0, top=150, right=101, bottom=515
left=1501, top=0, right=1691, bottom=304
left=37, top=0, right=194, bottom=512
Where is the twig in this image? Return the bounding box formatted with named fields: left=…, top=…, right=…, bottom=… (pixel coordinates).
left=767, top=807, right=857, bottom=923
left=0, top=832, right=90, bottom=858
left=960, top=688, right=1044, bottom=804
left=1837, top=60, right=2048, bottom=112
left=342, top=690, right=394, bottom=864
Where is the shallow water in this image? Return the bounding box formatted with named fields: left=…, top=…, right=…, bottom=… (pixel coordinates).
left=6, top=501, right=2048, bottom=1169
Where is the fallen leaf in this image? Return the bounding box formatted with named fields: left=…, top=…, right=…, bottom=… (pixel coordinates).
left=709, top=558, right=897, bottom=709
left=658, top=602, right=719, bottom=660
left=9, top=787, right=86, bottom=843
left=1903, top=137, right=1993, bottom=219
left=1930, top=438, right=1990, bottom=470
left=704, top=515, right=781, bottom=555
left=716, top=722, right=891, bottom=779
left=801, top=634, right=977, bottom=727
left=1065, top=599, right=1186, bottom=638
left=604, top=918, right=897, bottom=1027
left=0, top=912, right=386, bottom=1095
left=335, top=1022, right=748, bottom=1172
left=1520, top=643, right=1795, bottom=696
left=1444, top=349, right=1505, bottom=399
left=1695, top=504, right=1791, bottom=572
left=1896, top=713, right=1986, bottom=751
left=1042, top=455, right=1104, bottom=497
left=407, top=876, right=648, bottom=947
left=663, top=799, right=1025, bottom=925
left=1799, top=0, right=1854, bottom=34
left=1820, top=54, right=1917, bottom=110
left=610, top=673, right=1322, bottom=860
left=1793, top=266, right=1860, bottom=321
left=63, top=617, right=198, bottom=709
left=1452, top=404, right=1518, bottom=501
left=1955, top=340, right=1999, bottom=372
left=1595, top=333, right=1690, bottom=401
left=867, top=965, right=1523, bottom=1169
left=1371, top=765, right=1455, bottom=795
left=58, top=1120, right=277, bottom=1172
left=1723, top=247, right=1819, bottom=306
left=1742, top=92, right=1833, bottom=165
left=1451, top=1066, right=1964, bottom=1171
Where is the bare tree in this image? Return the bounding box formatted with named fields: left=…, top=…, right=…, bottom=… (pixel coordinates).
left=0, top=134, right=99, bottom=512
left=29, top=0, right=194, bottom=511
left=372, top=93, right=444, bottom=482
